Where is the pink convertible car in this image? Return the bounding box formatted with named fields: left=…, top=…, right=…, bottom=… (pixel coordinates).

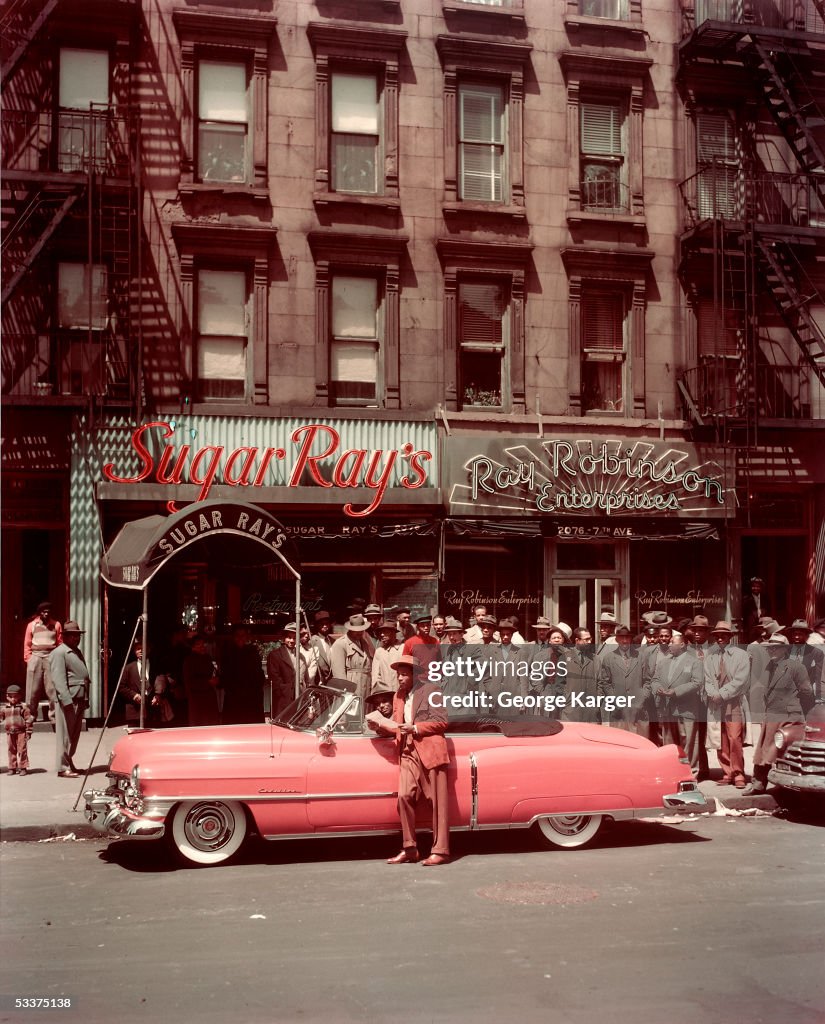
left=85, top=681, right=707, bottom=865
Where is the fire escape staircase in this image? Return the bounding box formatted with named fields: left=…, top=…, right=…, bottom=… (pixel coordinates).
left=755, top=236, right=825, bottom=389
left=1, top=186, right=81, bottom=304
left=741, top=38, right=825, bottom=208
left=0, top=0, right=60, bottom=83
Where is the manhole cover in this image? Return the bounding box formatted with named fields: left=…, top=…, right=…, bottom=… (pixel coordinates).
left=476, top=882, right=599, bottom=905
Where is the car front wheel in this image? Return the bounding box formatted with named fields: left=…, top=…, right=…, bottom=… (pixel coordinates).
left=536, top=813, right=603, bottom=849
left=170, top=800, right=248, bottom=865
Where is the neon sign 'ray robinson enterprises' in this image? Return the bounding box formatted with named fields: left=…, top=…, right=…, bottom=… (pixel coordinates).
left=446, top=438, right=733, bottom=518
left=101, top=421, right=434, bottom=518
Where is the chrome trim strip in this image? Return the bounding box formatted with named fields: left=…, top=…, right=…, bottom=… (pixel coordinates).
left=469, top=752, right=478, bottom=830
left=263, top=829, right=401, bottom=841
left=141, top=791, right=397, bottom=805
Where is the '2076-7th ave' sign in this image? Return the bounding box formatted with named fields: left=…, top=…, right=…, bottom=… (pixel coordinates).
left=446, top=438, right=733, bottom=518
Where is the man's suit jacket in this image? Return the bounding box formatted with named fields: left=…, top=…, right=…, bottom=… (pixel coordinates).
left=267, top=646, right=307, bottom=697
left=652, top=651, right=704, bottom=721
left=599, top=647, right=647, bottom=723
left=761, top=656, right=814, bottom=718
left=704, top=644, right=750, bottom=704
left=788, top=644, right=824, bottom=698
left=391, top=684, right=449, bottom=770
left=311, top=634, right=335, bottom=682
left=49, top=643, right=90, bottom=707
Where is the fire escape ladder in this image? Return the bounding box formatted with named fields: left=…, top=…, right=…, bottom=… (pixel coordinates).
left=748, top=39, right=825, bottom=205
left=0, top=187, right=80, bottom=304
left=755, top=237, right=825, bottom=389
left=0, top=0, right=60, bottom=84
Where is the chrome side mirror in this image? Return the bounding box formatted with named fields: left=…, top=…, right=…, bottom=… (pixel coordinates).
left=316, top=726, right=335, bottom=749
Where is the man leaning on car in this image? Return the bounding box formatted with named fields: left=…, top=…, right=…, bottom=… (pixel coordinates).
left=368, top=653, right=451, bottom=866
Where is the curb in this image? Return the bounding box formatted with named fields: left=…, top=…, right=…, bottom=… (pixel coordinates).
left=1, top=823, right=102, bottom=843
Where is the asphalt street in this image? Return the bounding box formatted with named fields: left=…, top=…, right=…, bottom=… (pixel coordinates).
left=1, top=813, right=823, bottom=1024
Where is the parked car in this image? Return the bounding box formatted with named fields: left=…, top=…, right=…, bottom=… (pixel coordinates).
left=768, top=700, right=825, bottom=798
left=85, top=680, right=707, bottom=865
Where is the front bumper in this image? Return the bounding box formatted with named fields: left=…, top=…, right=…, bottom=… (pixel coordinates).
left=767, top=769, right=825, bottom=794
left=84, top=789, right=167, bottom=840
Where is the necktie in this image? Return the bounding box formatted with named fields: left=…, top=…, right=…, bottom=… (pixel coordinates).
left=717, top=652, right=728, bottom=685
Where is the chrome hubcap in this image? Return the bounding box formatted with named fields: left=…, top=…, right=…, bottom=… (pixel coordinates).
left=548, top=815, right=590, bottom=836
left=182, top=804, right=235, bottom=852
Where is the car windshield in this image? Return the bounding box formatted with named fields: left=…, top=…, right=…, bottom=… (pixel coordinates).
left=274, top=686, right=356, bottom=732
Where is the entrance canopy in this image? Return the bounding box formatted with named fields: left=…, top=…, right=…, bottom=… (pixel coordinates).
left=100, top=500, right=300, bottom=591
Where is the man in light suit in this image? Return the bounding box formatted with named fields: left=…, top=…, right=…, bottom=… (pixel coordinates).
left=369, top=654, right=451, bottom=866
left=650, top=631, right=707, bottom=778
left=49, top=620, right=90, bottom=777
left=704, top=621, right=750, bottom=788
left=599, top=626, right=648, bottom=734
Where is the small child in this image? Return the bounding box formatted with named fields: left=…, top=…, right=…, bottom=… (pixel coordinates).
left=1, top=685, right=34, bottom=776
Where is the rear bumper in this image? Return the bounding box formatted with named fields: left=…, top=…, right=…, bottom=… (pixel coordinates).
left=84, top=790, right=166, bottom=840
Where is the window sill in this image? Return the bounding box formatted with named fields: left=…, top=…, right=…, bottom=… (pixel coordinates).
left=442, top=2, right=526, bottom=26
left=180, top=182, right=270, bottom=203
left=314, top=192, right=401, bottom=213
left=567, top=208, right=645, bottom=228
left=564, top=15, right=646, bottom=39
left=443, top=201, right=527, bottom=223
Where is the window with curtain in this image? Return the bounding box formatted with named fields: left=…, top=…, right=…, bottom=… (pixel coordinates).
left=58, top=48, right=109, bottom=172
left=581, top=291, right=625, bottom=413
left=696, top=112, right=741, bottom=219
left=197, top=269, right=248, bottom=399
left=580, top=99, right=626, bottom=212
left=458, top=280, right=508, bottom=407
left=331, top=275, right=381, bottom=404
left=198, top=61, right=248, bottom=183
left=331, top=73, right=381, bottom=194
left=57, top=262, right=108, bottom=329
left=459, top=83, right=506, bottom=202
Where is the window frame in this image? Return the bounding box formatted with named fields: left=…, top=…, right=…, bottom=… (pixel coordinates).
left=437, top=238, right=532, bottom=413
left=579, top=96, right=628, bottom=213
left=196, top=58, right=251, bottom=186
left=580, top=287, right=628, bottom=414
left=329, top=70, right=384, bottom=197
left=560, top=52, right=652, bottom=223
left=171, top=223, right=277, bottom=407
left=436, top=35, right=532, bottom=216
left=308, top=230, right=408, bottom=409
left=56, top=46, right=111, bottom=174
left=458, top=81, right=508, bottom=203
left=561, top=245, right=653, bottom=417
left=694, top=110, right=743, bottom=221
left=307, top=22, right=407, bottom=207
left=56, top=260, right=108, bottom=331
left=173, top=9, right=276, bottom=196
left=329, top=272, right=385, bottom=407
left=457, top=277, right=511, bottom=410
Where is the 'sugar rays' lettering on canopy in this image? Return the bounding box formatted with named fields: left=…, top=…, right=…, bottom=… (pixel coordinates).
left=102, top=421, right=433, bottom=518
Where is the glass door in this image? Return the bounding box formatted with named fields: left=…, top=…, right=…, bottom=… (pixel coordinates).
left=552, top=579, right=586, bottom=631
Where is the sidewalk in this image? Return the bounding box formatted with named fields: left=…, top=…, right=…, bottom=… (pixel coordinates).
left=0, top=727, right=779, bottom=843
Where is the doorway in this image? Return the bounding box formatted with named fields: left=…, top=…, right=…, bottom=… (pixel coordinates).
left=545, top=540, right=629, bottom=631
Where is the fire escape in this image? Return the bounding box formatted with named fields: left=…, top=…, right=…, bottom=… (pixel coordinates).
left=0, top=0, right=141, bottom=414
left=676, top=0, right=825, bottom=443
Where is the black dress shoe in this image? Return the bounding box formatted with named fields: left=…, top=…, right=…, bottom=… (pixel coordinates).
left=57, top=770, right=80, bottom=778
left=18, top=769, right=28, bottom=777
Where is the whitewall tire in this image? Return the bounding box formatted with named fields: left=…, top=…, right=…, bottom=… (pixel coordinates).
left=536, top=813, right=603, bottom=849
left=170, top=800, right=248, bottom=865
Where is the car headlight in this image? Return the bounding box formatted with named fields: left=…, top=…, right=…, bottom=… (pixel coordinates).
left=124, top=764, right=143, bottom=812
left=774, top=730, right=786, bottom=750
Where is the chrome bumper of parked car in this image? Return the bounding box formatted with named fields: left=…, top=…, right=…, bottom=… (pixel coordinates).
left=84, top=790, right=166, bottom=840
left=767, top=768, right=825, bottom=794
left=661, top=788, right=709, bottom=811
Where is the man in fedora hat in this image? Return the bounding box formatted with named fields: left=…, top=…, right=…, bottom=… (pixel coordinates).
left=704, top=621, right=750, bottom=787
left=742, top=577, right=770, bottom=639
left=267, top=624, right=308, bottom=717
left=600, top=626, right=647, bottom=734
left=371, top=620, right=404, bottom=693
left=440, top=617, right=470, bottom=696
left=368, top=654, right=451, bottom=866
left=363, top=604, right=383, bottom=650
left=783, top=619, right=823, bottom=700
left=745, top=619, right=785, bottom=739
left=49, top=620, right=90, bottom=777
left=744, top=633, right=814, bottom=795
left=330, top=614, right=373, bottom=699
left=596, top=612, right=619, bottom=655
left=311, top=610, right=336, bottom=683
left=23, top=600, right=62, bottom=723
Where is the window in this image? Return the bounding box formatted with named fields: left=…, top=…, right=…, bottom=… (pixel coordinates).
left=331, top=73, right=381, bottom=195
left=458, top=281, right=508, bottom=407
left=438, top=238, right=531, bottom=412
left=307, top=23, right=407, bottom=203
left=437, top=35, right=531, bottom=212
left=57, top=262, right=107, bottom=329
left=173, top=10, right=277, bottom=193
left=459, top=84, right=506, bottom=202
left=696, top=112, right=742, bottom=220
left=579, top=0, right=628, bottom=17
left=581, top=291, right=625, bottom=413
left=331, top=275, right=381, bottom=403
left=58, top=48, right=109, bottom=172
left=580, top=99, right=626, bottom=212
left=198, top=60, right=248, bottom=183
left=309, top=230, right=407, bottom=408
left=196, top=270, right=248, bottom=400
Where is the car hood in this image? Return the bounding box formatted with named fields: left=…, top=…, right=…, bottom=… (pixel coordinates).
left=108, top=723, right=288, bottom=775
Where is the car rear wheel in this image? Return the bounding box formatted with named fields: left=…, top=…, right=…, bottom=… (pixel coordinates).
left=536, top=813, right=603, bottom=849
left=170, top=800, right=247, bottom=865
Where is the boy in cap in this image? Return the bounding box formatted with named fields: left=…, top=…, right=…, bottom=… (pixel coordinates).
left=1, top=686, right=34, bottom=775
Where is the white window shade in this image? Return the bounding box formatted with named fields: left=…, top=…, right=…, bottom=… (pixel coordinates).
left=332, top=74, right=379, bottom=134
left=581, top=102, right=622, bottom=156
left=331, top=341, right=378, bottom=382
left=198, top=337, right=246, bottom=381
left=59, top=49, right=109, bottom=109
left=198, top=270, right=246, bottom=335
left=459, top=281, right=507, bottom=346
left=459, top=85, right=505, bottom=202
left=332, top=277, right=378, bottom=338
left=583, top=293, right=624, bottom=350
left=697, top=113, right=736, bottom=161
left=199, top=62, right=248, bottom=122
left=460, top=87, right=503, bottom=145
